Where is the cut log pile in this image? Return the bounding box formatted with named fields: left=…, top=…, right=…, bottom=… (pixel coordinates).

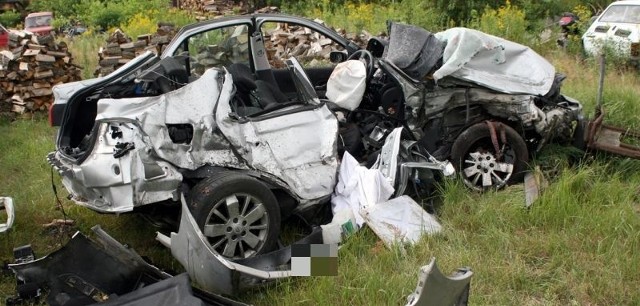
left=95, top=24, right=178, bottom=77
left=264, top=21, right=374, bottom=68
left=0, top=2, right=380, bottom=118
left=0, top=31, right=82, bottom=116
left=173, top=0, right=279, bottom=20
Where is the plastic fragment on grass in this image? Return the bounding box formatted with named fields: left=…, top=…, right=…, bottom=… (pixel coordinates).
left=361, top=195, right=442, bottom=248
left=0, top=197, right=15, bottom=233
left=524, top=166, right=548, bottom=208
left=406, top=258, right=472, bottom=306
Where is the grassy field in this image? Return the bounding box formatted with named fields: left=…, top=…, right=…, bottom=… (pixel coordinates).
left=1, top=48, right=639, bottom=305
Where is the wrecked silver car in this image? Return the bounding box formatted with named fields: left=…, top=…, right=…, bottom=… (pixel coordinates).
left=48, top=15, right=583, bottom=260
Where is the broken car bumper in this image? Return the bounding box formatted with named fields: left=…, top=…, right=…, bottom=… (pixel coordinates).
left=156, top=197, right=325, bottom=295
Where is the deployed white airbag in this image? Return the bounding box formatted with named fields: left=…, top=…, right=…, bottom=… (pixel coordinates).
left=433, top=27, right=555, bottom=96
left=326, top=60, right=367, bottom=110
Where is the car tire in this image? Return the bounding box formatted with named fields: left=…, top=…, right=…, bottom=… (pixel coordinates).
left=450, top=122, right=529, bottom=191
left=189, top=171, right=281, bottom=259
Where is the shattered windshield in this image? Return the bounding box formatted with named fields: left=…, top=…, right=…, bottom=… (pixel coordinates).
left=599, top=5, right=640, bottom=24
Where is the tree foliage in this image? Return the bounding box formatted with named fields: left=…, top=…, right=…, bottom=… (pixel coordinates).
left=276, top=0, right=614, bottom=24
left=27, top=0, right=194, bottom=32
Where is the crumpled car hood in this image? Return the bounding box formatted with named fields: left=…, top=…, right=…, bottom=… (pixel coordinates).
left=433, top=27, right=556, bottom=96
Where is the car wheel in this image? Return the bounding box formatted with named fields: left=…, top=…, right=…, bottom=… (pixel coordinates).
left=189, top=172, right=280, bottom=259
left=450, top=122, right=529, bottom=191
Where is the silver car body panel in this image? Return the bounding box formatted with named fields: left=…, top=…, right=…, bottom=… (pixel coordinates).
left=156, top=198, right=296, bottom=295
left=52, top=68, right=338, bottom=212
left=433, top=27, right=556, bottom=96
left=406, top=258, right=472, bottom=306
left=216, top=81, right=338, bottom=201
left=52, top=52, right=156, bottom=113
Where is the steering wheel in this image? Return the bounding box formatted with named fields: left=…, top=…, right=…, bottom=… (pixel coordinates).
left=347, top=49, right=374, bottom=81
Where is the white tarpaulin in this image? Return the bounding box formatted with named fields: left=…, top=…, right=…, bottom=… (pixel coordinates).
left=433, top=27, right=555, bottom=96
left=362, top=196, right=442, bottom=247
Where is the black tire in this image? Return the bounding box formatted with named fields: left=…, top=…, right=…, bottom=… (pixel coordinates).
left=189, top=171, right=280, bottom=259
left=450, top=122, right=529, bottom=191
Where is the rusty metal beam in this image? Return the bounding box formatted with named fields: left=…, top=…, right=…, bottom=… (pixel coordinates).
left=585, top=110, right=640, bottom=159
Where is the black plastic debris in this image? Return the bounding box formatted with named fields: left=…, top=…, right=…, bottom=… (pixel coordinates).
left=6, top=226, right=246, bottom=306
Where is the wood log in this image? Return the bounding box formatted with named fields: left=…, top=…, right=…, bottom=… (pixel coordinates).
left=1, top=30, right=83, bottom=116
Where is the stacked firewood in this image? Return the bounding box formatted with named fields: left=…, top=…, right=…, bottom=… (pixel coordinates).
left=0, top=31, right=82, bottom=116
left=264, top=21, right=374, bottom=68
left=95, top=24, right=178, bottom=77
left=173, top=0, right=279, bottom=20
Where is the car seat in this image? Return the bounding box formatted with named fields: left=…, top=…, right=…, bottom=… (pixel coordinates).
left=227, top=63, right=289, bottom=113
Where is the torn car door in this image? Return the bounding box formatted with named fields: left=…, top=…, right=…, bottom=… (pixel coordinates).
left=215, top=79, right=339, bottom=203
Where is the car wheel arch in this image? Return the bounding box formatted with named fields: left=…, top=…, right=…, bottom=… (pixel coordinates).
left=182, top=165, right=300, bottom=207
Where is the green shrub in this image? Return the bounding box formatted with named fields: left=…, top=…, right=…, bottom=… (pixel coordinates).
left=87, top=2, right=127, bottom=31
left=29, top=0, right=186, bottom=32
left=470, top=0, right=529, bottom=44
left=0, top=10, right=21, bottom=27
left=28, top=0, right=77, bottom=20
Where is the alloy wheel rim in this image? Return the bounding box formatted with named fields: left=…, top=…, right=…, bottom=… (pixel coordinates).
left=462, top=148, right=514, bottom=190
left=203, top=193, right=269, bottom=259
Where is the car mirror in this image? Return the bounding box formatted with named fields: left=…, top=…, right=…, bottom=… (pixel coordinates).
left=330, top=51, right=348, bottom=63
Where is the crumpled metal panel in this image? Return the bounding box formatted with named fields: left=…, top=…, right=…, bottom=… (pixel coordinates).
left=96, top=69, right=242, bottom=171
left=422, top=86, right=543, bottom=125
left=406, top=258, right=472, bottom=306
left=157, top=198, right=324, bottom=295
left=55, top=120, right=183, bottom=213
left=56, top=66, right=339, bottom=212
left=216, top=78, right=339, bottom=201
left=434, top=28, right=556, bottom=96
left=91, top=68, right=337, bottom=204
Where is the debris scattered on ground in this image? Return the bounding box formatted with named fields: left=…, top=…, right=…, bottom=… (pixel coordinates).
left=0, top=197, right=15, bottom=233
left=362, top=196, right=442, bottom=247
left=329, top=151, right=444, bottom=248
left=0, top=31, right=82, bottom=117
left=7, top=225, right=245, bottom=306
left=41, top=218, right=75, bottom=228
left=406, top=258, right=472, bottom=306
left=524, top=166, right=549, bottom=208
left=156, top=197, right=326, bottom=295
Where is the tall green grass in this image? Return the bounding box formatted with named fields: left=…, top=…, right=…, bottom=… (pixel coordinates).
left=64, top=33, right=107, bottom=79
